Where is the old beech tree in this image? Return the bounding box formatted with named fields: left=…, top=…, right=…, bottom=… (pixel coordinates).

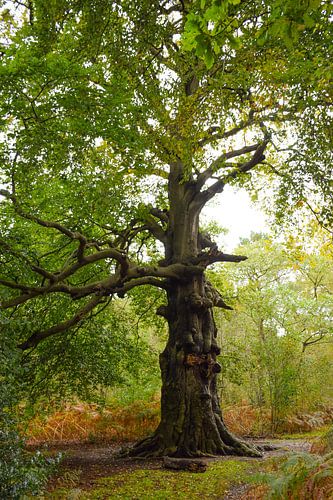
left=0, top=1, right=331, bottom=456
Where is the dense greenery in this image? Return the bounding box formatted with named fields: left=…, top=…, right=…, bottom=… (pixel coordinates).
left=212, top=231, right=333, bottom=431
left=0, top=335, right=60, bottom=498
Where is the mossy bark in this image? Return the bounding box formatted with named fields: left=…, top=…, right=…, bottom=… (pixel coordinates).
left=129, top=276, right=260, bottom=458
left=128, top=163, right=260, bottom=458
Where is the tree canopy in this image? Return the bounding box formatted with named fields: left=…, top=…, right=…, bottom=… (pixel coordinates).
left=0, top=0, right=332, bottom=347
left=0, top=0, right=332, bottom=458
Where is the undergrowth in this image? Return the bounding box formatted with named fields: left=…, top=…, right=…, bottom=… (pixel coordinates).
left=26, top=399, right=332, bottom=446
left=250, top=452, right=333, bottom=499
left=27, top=398, right=160, bottom=444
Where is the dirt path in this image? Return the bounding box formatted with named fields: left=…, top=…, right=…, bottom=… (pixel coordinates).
left=43, top=437, right=312, bottom=496
left=46, top=442, right=163, bottom=491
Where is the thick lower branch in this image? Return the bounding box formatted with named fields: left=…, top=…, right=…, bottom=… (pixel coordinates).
left=17, top=294, right=104, bottom=350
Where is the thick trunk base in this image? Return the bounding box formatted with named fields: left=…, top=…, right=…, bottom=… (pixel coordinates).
left=125, top=423, right=261, bottom=459
left=123, top=265, right=261, bottom=459
left=124, top=347, right=261, bottom=459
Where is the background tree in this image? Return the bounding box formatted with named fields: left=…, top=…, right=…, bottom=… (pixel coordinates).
left=214, top=233, right=333, bottom=432
left=0, top=0, right=332, bottom=457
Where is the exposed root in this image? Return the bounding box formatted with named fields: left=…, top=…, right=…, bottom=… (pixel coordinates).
left=120, top=434, right=166, bottom=458
left=215, top=415, right=262, bottom=458
left=119, top=430, right=262, bottom=459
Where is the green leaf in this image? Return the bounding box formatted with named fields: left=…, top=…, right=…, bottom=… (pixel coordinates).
left=303, top=12, right=316, bottom=28
left=203, top=47, right=215, bottom=69
left=227, top=34, right=242, bottom=49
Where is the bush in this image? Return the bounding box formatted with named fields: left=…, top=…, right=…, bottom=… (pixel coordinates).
left=0, top=424, right=60, bottom=499
left=0, top=334, right=60, bottom=498
left=256, top=452, right=333, bottom=499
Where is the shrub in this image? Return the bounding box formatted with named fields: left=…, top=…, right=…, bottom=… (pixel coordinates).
left=256, top=452, right=333, bottom=499
left=0, top=423, right=60, bottom=499
left=0, top=334, right=60, bottom=498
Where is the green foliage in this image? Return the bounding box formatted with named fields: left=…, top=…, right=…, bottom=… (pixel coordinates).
left=182, top=0, right=332, bottom=67
left=0, top=429, right=59, bottom=499
left=213, top=232, right=333, bottom=430
left=18, top=298, right=160, bottom=407
left=0, top=335, right=60, bottom=498
left=257, top=452, right=333, bottom=499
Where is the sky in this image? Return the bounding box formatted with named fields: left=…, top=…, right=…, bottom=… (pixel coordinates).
left=202, top=186, right=268, bottom=252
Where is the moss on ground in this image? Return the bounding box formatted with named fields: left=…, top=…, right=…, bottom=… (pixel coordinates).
left=48, top=459, right=261, bottom=499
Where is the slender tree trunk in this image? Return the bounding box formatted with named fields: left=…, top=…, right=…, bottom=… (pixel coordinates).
left=128, top=161, right=260, bottom=457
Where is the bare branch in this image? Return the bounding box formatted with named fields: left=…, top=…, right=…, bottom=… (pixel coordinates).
left=302, top=329, right=329, bottom=352
left=150, top=207, right=169, bottom=224
left=195, top=139, right=269, bottom=207
left=114, top=276, right=168, bottom=296
left=196, top=143, right=262, bottom=191
left=198, top=111, right=256, bottom=148
left=57, top=247, right=130, bottom=281
left=0, top=261, right=200, bottom=308
left=197, top=107, right=296, bottom=150
left=126, top=263, right=203, bottom=281
left=0, top=278, right=38, bottom=293
left=0, top=236, right=56, bottom=281
left=141, top=217, right=167, bottom=243
left=0, top=191, right=134, bottom=281
left=0, top=284, right=74, bottom=309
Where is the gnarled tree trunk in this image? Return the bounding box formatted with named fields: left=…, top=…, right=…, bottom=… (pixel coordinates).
left=128, top=161, right=260, bottom=458
left=129, top=276, right=260, bottom=458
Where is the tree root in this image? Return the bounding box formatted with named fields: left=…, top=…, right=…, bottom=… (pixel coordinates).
left=215, top=416, right=262, bottom=458
left=119, top=434, right=166, bottom=458
left=119, top=429, right=262, bottom=459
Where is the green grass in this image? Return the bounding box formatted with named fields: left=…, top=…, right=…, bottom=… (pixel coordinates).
left=48, top=459, right=261, bottom=499
left=276, top=424, right=331, bottom=440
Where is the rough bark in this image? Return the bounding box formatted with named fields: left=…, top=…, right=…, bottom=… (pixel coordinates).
left=127, top=276, right=260, bottom=458
left=126, top=162, right=261, bottom=458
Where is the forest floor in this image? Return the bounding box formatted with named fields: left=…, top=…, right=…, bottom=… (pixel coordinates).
left=38, top=435, right=314, bottom=499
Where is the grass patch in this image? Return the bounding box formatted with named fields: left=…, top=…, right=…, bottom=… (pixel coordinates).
left=49, top=459, right=261, bottom=499
left=276, top=425, right=331, bottom=441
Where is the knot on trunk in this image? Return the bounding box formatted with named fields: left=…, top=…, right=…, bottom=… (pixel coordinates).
left=187, top=292, right=213, bottom=311
left=184, top=353, right=221, bottom=377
